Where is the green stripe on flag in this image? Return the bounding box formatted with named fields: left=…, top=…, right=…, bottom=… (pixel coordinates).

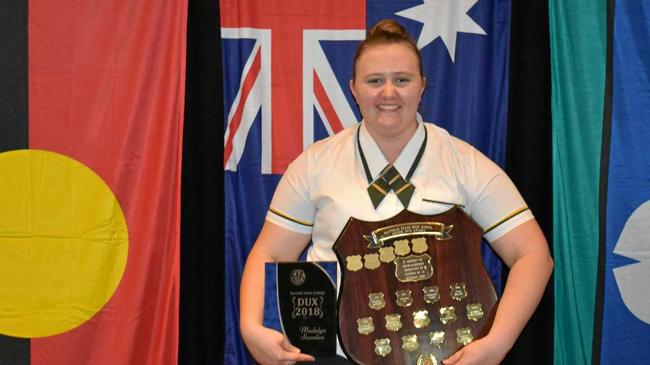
left=550, top=0, right=607, bottom=364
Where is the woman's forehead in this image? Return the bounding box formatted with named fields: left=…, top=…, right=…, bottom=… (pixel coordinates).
left=356, top=44, right=420, bottom=70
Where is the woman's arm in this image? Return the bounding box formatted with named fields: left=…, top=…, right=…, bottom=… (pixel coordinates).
left=443, top=219, right=554, bottom=365
left=240, top=220, right=316, bottom=365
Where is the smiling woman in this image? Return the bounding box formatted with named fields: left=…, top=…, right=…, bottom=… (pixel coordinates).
left=349, top=21, right=426, bottom=163
left=239, top=18, right=552, bottom=365
left=350, top=42, right=425, bottom=162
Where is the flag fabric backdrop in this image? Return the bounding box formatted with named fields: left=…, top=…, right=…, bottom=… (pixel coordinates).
left=596, top=0, right=650, bottom=363
left=222, top=0, right=514, bottom=363
left=550, top=0, right=605, bottom=362
left=0, top=0, right=556, bottom=364
left=552, top=0, right=650, bottom=363
left=0, top=0, right=187, bottom=363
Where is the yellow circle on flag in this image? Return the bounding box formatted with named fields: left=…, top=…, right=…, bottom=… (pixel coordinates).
left=0, top=149, right=128, bottom=338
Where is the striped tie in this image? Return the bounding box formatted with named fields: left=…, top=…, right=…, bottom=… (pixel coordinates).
left=367, top=164, right=415, bottom=209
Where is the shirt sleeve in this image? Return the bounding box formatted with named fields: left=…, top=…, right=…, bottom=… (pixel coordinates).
left=462, top=146, right=534, bottom=242
left=265, top=150, right=316, bottom=235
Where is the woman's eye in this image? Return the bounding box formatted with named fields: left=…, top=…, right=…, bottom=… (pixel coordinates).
left=394, top=77, right=410, bottom=85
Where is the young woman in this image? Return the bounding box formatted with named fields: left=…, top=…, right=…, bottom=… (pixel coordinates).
left=239, top=19, right=553, bottom=365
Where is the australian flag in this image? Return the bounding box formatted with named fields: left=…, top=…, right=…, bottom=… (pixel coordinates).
left=222, top=1, right=511, bottom=363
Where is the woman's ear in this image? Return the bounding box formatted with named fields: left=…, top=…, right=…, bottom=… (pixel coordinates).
left=349, top=79, right=357, bottom=102
left=420, top=76, right=427, bottom=97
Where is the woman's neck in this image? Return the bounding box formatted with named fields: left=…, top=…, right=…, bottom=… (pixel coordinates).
left=365, top=122, right=418, bottom=164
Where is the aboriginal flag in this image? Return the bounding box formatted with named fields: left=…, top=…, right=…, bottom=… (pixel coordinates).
left=0, top=0, right=186, bottom=363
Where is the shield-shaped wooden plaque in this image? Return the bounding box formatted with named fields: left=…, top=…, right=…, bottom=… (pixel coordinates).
left=333, top=207, right=498, bottom=365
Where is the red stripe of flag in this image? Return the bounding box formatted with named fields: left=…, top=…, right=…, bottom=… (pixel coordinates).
left=224, top=48, right=262, bottom=166
left=313, top=70, right=344, bottom=134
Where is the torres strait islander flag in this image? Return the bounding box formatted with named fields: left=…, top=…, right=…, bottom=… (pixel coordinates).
left=0, top=0, right=186, bottom=364
left=552, top=0, right=650, bottom=363
left=597, top=2, right=650, bottom=361
left=222, top=0, right=513, bottom=363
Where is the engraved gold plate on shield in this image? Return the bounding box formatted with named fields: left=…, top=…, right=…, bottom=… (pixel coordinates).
left=429, top=331, right=446, bottom=348
left=466, top=303, right=484, bottom=321
left=357, top=317, right=375, bottom=335
left=450, top=282, right=468, bottom=301
left=368, top=292, right=386, bottom=310
left=401, top=334, right=419, bottom=352
left=374, top=338, right=391, bottom=357
left=395, top=289, right=413, bottom=307
left=413, top=309, right=430, bottom=328
left=439, top=306, right=457, bottom=325
left=456, top=327, right=473, bottom=345
left=363, top=221, right=454, bottom=248
left=423, top=285, right=440, bottom=304
left=417, top=353, right=438, bottom=365
left=394, top=254, right=433, bottom=283
left=385, top=313, right=403, bottom=332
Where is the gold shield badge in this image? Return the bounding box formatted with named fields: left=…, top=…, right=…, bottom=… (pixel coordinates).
left=429, top=331, right=445, bottom=348
left=363, top=253, right=380, bottom=270
left=368, top=292, right=386, bottom=311
left=357, top=316, right=374, bottom=335
left=423, top=285, right=440, bottom=304
left=450, top=282, right=468, bottom=301
left=378, top=246, right=396, bottom=263
left=385, top=313, right=403, bottom=332
left=395, top=289, right=413, bottom=307
left=401, top=334, right=419, bottom=352
left=439, top=306, right=457, bottom=325
left=345, top=255, right=363, bottom=272
left=417, top=353, right=438, bottom=365
left=393, top=239, right=411, bottom=256
left=411, top=237, right=428, bottom=253
left=374, top=338, right=391, bottom=357
left=412, top=309, right=430, bottom=329
left=466, top=303, right=484, bottom=322
left=456, top=327, right=473, bottom=345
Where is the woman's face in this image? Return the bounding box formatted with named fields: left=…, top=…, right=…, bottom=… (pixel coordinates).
left=350, top=42, right=425, bottom=138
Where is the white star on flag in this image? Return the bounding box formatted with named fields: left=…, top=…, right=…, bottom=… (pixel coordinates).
left=396, top=0, right=486, bottom=62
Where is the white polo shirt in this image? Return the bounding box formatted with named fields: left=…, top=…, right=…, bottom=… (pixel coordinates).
left=266, top=118, right=533, bottom=263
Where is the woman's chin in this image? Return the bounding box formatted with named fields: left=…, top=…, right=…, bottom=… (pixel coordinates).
left=366, top=117, right=416, bottom=137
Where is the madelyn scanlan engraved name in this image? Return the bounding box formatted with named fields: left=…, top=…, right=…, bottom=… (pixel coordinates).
left=299, top=326, right=327, bottom=341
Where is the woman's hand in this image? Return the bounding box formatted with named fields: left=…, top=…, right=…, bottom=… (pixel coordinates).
left=239, top=222, right=314, bottom=364
left=242, top=325, right=315, bottom=365
left=442, top=335, right=508, bottom=365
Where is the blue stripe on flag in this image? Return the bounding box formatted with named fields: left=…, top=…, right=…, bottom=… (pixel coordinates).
left=601, top=1, right=650, bottom=362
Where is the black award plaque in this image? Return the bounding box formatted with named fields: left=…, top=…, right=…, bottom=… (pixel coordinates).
left=264, top=261, right=337, bottom=356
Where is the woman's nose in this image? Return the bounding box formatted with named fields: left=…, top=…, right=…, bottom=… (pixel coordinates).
left=381, top=82, right=396, bottom=96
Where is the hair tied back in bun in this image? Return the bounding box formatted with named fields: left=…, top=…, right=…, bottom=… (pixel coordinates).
left=352, top=19, right=423, bottom=80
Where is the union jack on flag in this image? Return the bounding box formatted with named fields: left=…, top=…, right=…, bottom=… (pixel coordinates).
left=222, top=0, right=366, bottom=174
left=222, top=0, right=510, bottom=363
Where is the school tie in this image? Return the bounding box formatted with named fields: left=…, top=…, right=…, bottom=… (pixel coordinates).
left=357, top=124, right=427, bottom=210
left=367, top=164, right=416, bottom=209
